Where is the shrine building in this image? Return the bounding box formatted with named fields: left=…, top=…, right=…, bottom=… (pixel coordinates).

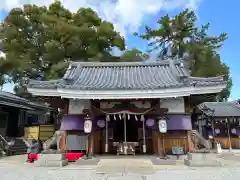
left=26, top=59, right=227, bottom=155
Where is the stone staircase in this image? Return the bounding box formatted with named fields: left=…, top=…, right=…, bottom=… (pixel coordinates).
left=4, top=137, right=28, bottom=155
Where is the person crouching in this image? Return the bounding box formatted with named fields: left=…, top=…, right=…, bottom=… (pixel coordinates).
left=27, top=139, right=43, bottom=163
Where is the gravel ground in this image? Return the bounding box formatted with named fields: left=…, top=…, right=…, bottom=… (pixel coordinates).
left=148, top=167, right=240, bottom=180
left=1, top=153, right=240, bottom=180
left=0, top=164, right=240, bottom=180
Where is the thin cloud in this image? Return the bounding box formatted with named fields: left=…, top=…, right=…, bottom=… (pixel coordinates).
left=0, top=0, right=203, bottom=36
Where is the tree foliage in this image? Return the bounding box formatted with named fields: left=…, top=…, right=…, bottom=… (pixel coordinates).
left=135, top=9, right=231, bottom=101
left=120, top=48, right=149, bottom=61
left=0, top=5, right=233, bottom=100
left=0, top=1, right=125, bottom=84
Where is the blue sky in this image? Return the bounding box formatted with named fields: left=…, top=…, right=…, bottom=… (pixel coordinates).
left=0, top=0, right=239, bottom=100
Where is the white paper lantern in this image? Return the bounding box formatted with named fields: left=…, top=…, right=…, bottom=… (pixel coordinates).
left=84, top=120, right=92, bottom=133
left=97, top=119, right=105, bottom=128
left=158, top=119, right=167, bottom=133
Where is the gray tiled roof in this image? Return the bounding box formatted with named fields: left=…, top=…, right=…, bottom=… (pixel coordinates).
left=0, top=91, right=27, bottom=102
left=28, top=79, right=64, bottom=89
left=0, top=91, right=54, bottom=110
left=198, top=102, right=240, bottom=117
left=28, top=60, right=227, bottom=90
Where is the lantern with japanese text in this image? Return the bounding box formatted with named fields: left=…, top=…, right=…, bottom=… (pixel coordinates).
left=158, top=119, right=167, bottom=133
left=84, top=114, right=92, bottom=133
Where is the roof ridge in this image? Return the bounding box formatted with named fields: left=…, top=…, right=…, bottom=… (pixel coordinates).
left=203, top=101, right=232, bottom=104
left=202, top=101, right=240, bottom=108
left=188, top=76, right=225, bottom=81
left=70, top=59, right=182, bottom=67
left=29, top=79, right=62, bottom=83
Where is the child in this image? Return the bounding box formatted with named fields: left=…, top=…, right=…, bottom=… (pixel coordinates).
left=27, top=139, right=43, bottom=163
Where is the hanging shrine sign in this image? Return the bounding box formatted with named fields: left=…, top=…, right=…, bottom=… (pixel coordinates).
left=158, top=119, right=167, bottom=133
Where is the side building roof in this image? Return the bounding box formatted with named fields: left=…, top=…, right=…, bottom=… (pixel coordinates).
left=0, top=91, right=54, bottom=111
left=27, top=59, right=227, bottom=99
left=197, top=101, right=240, bottom=117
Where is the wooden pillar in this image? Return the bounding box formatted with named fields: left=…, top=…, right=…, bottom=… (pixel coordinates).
left=187, top=130, right=193, bottom=152
left=93, top=131, right=100, bottom=154
left=157, top=133, right=162, bottom=155
left=89, top=133, right=94, bottom=155
left=152, top=131, right=157, bottom=154
left=63, top=99, right=69, bottom=114
left=85, top=134, right=89, bottom=155
left=227, top=118, right=232, bottom=150
left=105, top=117, right=108, bottom=153
left=60, top=131, right=67, bottom=152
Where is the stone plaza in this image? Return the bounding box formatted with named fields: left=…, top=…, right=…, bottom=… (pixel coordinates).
left=1, top=153, right=240, bottom=180
left=0, top=164, right=240, bottom=180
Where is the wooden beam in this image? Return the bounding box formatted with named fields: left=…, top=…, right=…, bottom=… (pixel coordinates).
left=91, top=107, right=168, bottom=116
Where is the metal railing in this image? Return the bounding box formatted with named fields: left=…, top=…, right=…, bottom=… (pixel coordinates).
left=0, top=134, right=15, bottom=155
left=0, top=134, right=9, bottom=146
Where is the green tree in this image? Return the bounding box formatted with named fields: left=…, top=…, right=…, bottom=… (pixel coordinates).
left=120, top=48, right=149, bottom=61
left=0, top=1, right=125, bottom=85
left=135, top=9, right=231, bottom=101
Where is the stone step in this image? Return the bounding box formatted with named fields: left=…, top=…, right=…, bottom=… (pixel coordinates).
left=38, top=153, right=66, bottom=160
left=184, top=153, right=223, bottom=167
left=187, top=152, right=216, bottom=161
left=36, top=153, right=68, bottom=167
left=35, top=159, right=68, bottom=167
left=184, top=159, right=222, bottom=167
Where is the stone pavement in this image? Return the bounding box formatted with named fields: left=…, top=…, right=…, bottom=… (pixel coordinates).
left=0, top=164, right=240, bottom=180
left=217, top=153, right=240, bottom=167
left=96, top=158, right=156, bottom=175
left=0, top=153, right=240, bottom=180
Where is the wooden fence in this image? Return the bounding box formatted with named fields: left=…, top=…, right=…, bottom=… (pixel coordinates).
left=152, top=131, right=190, bottom=154
left=215, top=137, right=240, bottom=149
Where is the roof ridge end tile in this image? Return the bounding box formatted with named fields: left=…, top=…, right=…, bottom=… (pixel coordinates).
left=168, top=59, right=186, bottom=82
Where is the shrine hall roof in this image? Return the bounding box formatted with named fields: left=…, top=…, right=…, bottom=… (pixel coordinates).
left=198, top=101, right=240, bottom=117
left=27, top=60, right=227, bottom=91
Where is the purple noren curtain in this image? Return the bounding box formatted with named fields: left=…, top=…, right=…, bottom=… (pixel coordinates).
left=167, top=115, right=192, bottom=130
left=60, top=115, right=84, bottom=130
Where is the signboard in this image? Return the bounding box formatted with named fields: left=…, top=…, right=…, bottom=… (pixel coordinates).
left=68, top=99, right=90, bottom=114
left=158, top=119, right=167, bottom=133
left=84, top=120, right=92, bottom=133
left=160, top=97, right=185, bottom=113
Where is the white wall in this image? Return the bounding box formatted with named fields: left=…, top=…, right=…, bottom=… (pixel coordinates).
left=160, top=97, right=185, bottom=113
